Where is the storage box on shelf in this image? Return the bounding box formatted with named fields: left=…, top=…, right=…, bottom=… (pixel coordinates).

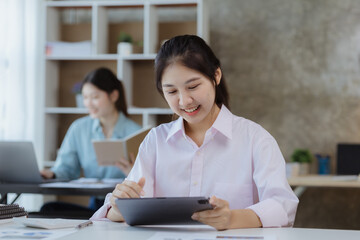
left=41, top=0, right=209, bottom=167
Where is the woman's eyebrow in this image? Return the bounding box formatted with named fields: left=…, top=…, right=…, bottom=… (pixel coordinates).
left=162, top=77, right=201, bottom=88
left=185, top=77, right=201, bottom=84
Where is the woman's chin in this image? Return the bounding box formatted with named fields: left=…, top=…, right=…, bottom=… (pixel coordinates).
left=89, top=113, right=99, bottom=119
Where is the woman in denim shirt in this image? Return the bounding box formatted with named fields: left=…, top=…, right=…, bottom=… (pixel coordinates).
left=40, top=67, right=141, bottom=213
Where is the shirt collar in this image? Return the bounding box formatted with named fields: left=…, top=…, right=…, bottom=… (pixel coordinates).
left=166, top=116, right=185, bottom=142
left=166, top=105, right=233, bottom=142
left=212, top=105, right=233, bottom=140
left=92, top=118, right=102, bottom=134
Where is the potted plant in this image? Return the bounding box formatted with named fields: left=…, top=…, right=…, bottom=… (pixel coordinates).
left=117, top=32, right=134, bottom=56
left=290, top=149, right=313, bottom=175
left=72, top=82, right=84, bottom=108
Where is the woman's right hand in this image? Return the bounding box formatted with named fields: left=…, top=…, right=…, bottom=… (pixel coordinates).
left=107, top=177, right=146, bottom=222
left=40, top=169, right=55, bottom=179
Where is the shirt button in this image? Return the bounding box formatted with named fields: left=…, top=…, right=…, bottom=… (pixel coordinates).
left=193, top=182, right=198, bottom=186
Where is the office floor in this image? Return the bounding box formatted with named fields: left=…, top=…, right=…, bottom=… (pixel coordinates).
left=294, top=188, right=360, bottom=230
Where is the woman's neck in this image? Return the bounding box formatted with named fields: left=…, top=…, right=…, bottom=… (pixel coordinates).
left=185, top=104, right=220, bottom=147
left=100, top=110, right=119, bottom=139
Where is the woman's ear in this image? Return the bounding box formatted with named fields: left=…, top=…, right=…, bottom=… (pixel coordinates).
left=110, top=90, right=119, bottom=103
left=215, top=68, right=222, bottom=85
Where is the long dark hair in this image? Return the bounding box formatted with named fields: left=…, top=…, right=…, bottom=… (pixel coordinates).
left=155, top=35, right=229, bottom=109
left=82, top=67, right=128, bottom=116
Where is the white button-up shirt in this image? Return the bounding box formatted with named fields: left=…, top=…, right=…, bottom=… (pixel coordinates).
left=91, top=105, right=298, bottom=227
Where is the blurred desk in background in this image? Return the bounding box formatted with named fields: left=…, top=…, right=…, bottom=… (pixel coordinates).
left=288, top=174, right=360, bottom=197
left=0, top=180, right=118, bottom=204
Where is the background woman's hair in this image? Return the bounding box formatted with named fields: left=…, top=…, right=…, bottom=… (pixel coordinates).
left=82, top=67, right=128, bottom=116
left=155, top=34, right=229, bottom=109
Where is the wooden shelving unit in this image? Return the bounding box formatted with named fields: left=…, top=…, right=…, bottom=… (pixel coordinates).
left=40, top=0, right=209, bottom=166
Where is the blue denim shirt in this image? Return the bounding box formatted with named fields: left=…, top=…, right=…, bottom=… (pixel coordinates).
left=52, top=113, right=141, bottom=180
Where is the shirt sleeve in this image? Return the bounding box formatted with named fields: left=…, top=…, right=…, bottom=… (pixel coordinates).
left=90, top=193, right=113, bottom=221
left=51, top=122, right=82, bottom=180
left=247, top=136, right=299, bottom=227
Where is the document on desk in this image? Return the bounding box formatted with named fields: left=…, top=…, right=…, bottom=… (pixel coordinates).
left=148, top=232, right=276, bottom=240
left=0, top=225, right=76, bottom=239
left=39, top=178, right=124, bottom=189
left=13, top=217, right=92, bottom=230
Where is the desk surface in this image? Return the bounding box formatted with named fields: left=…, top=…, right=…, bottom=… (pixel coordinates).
left=0, top=183, right=114, bottom=196
left=288, top=175, right=360, bottom=188
left=1, top=220, right=359, bottom=240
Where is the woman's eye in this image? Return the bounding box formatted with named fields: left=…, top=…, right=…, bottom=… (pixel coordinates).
left=167, top=90, right=177, bottom=94
left=189, top=84, right=199, bottom=90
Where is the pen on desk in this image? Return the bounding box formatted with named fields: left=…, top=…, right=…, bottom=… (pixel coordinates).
left=76, top=220, right=93, bottom=229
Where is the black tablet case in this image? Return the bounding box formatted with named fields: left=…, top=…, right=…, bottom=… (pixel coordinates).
left=115, top=197, right=213, bottom=226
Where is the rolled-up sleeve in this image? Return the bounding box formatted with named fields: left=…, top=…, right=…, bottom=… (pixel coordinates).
left=90, top=193, right=112, bottom=221
left=248, top=137, right=299, bottom=227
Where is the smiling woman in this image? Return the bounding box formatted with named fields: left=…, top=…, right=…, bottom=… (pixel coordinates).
left=92, top=35, right=299, bottom=230
left=39, top=67, right=141, bottom=217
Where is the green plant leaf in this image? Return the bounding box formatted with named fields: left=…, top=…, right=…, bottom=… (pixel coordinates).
left=291, top=149, right=313, bottom=163
left=118, top=32, right=133, bottom=43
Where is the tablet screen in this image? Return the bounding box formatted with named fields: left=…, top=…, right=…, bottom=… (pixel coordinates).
left=115, top=197, right=213, bottom=226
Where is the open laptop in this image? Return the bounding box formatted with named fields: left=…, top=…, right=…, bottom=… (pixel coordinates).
left=0, top=141, right=63, bottom=184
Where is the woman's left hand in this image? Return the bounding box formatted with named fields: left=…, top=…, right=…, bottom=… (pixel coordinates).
left=191, top=196, right=232, bottom=230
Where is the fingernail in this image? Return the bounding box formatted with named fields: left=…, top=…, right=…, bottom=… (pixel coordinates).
left=140, top=190, right=145, bottom=196
left=192, top=213, right=198, bottom=220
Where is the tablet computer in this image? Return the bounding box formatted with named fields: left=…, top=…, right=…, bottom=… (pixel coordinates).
left=115, top=197, right=213, bottom=226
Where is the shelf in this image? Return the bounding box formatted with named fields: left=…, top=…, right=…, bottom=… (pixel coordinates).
left=45, top=107, right=173, bottom=115
left=129, top=107, right=173, bottom=115
left=40, top=0, right=207, bottom=170
left=46, top=1, right=200, bottom=7
left=46, top=53, right=156, bottom=61
left=46, top=54, right=119, bottom=60
left=121, top=54, right=156, bottom=60
left=46, top=1, right=93, bottom=7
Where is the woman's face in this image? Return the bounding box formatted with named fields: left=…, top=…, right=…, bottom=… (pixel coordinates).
left=82, top=83, right=118, bottom=119
left=161, top=62, right=221, bottom=128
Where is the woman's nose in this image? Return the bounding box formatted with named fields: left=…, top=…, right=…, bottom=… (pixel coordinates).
left=179, top=91, right=192, bottom=106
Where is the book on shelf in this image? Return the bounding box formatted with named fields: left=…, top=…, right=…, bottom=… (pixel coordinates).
left=46, top=41, right=92, bottom=57
left=0, top=204, right=28, bottom=222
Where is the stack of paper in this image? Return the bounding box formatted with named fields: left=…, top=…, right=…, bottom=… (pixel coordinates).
left=0, top=204, right=27, bottom=224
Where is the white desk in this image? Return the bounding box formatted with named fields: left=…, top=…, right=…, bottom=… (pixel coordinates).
left=1, top=220, right=360, bottom=240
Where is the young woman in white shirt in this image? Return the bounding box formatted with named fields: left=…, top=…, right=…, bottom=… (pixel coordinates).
left=92, top=35, right=299, bottom=230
